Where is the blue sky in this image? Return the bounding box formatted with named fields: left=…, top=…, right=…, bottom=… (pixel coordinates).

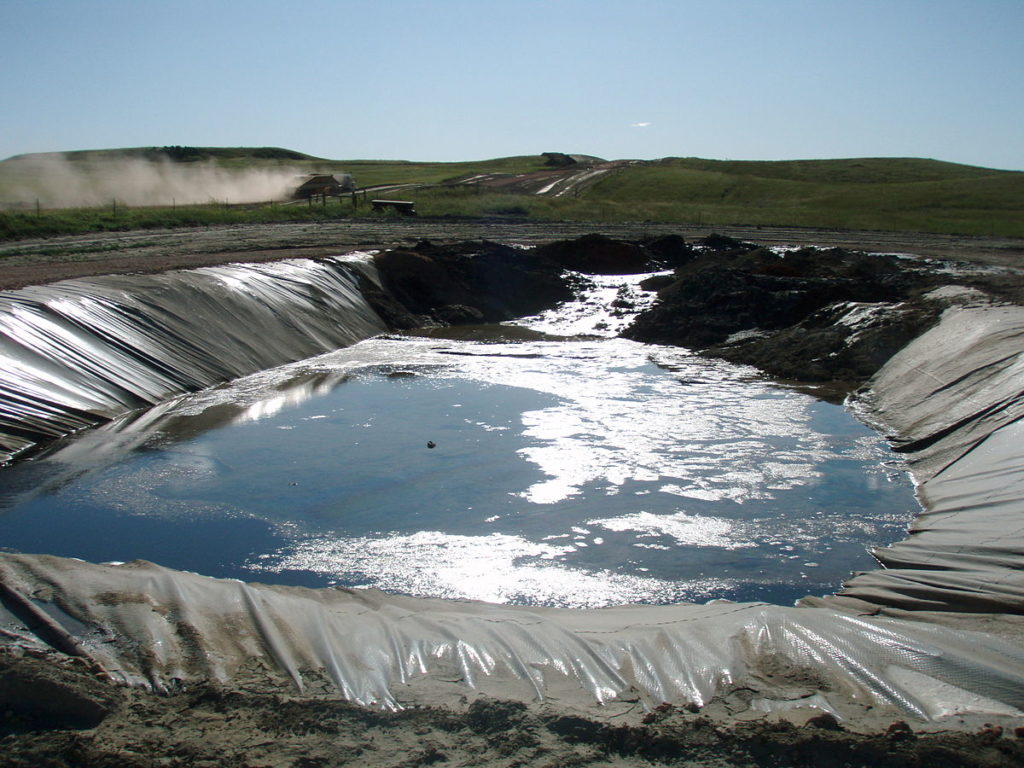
left=3, top=0, right=1022, bottom=169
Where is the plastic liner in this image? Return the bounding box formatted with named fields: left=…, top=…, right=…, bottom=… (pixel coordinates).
left=0, top=285, right=1022, bottom=725
left=831, top=306, right=1024, bottom=613
left=2, top=554, right=1023, bottom=721
left=0, top=256, right=387, bottom=462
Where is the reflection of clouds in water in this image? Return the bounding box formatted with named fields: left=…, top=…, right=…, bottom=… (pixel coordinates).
left=250, top=530, right=734, bottom=608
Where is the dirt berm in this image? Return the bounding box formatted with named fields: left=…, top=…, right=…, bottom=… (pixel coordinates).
left=4, top=649, right=1023, bottom=768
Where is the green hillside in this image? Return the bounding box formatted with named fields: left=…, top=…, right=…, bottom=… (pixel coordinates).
left=569, top=158, right=1024, bottom=234
left=655, top=156, right=1010, bottom=183
left=1, top=147, right=1021, bottom=239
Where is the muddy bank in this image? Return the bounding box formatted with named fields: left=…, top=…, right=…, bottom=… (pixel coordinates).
left=361, top=232, right=1022, bottom=393
left=368, top=239, right=575, bottom=327
left=618, top=234, right=1021, bottom=390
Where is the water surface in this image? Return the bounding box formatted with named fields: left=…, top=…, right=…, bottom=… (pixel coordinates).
left=0, top=321, right=917, bottom=607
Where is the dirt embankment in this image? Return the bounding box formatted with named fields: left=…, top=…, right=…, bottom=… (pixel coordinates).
left=4, top=651, right=1023, bottom=768
left=0, top=219, right=1021, bottom=291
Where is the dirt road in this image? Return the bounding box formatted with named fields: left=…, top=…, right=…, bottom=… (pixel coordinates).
left=1, top=219, right=1021, bottom=290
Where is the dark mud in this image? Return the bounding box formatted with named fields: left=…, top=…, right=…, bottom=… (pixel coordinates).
left=370, top=239, right=575, bottom=327
left=621, top=234, right=1024, bottom=389
left=621, top=237, right=947, bottom=389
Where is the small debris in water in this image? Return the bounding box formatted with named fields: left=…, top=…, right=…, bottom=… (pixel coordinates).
left=427, top=441, right=437, bottom=449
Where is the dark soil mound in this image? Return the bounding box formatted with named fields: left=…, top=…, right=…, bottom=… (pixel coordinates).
left=640, top=233, right=696, bottom=268
left=535, top=234, right=652, bottom=274
left=711, top=300, right=942, bottom=384
left=624, top=259, right=908, bottom=349
left=371, top=240, right=574, bottom=327
left=624, top=245, right=951, bottom=388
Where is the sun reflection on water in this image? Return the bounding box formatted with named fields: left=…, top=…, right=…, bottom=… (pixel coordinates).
left=434, top=338, right=831, bottom=507
left=255, top=530, right=736, bottom=608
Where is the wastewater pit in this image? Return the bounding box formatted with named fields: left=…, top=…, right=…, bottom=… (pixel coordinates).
left=0, top=273, right=919, bottom=608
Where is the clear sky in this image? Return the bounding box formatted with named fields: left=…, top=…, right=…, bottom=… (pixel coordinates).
left=2, top=0, right=1022, bottom=169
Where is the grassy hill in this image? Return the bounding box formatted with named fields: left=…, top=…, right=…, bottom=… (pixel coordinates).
left=565, top=157, right=1024, bottom=234
left=1, top=147, right=1021, bottom=239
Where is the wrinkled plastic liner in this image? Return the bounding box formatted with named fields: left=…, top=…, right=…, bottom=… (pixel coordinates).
left=2, top=554, right=1023, bottom=722
left=0, top=256, right=386, bottom=462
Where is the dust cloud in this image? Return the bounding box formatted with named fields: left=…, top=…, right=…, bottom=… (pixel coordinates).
left=0, top=153, right=305, bottom=209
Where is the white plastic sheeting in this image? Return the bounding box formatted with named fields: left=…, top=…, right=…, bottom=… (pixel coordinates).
left=0, top=256, right=386, bottom=462
left=834, top=306, right=1024, bottom=613
left=2, top=554, right=1023, bottom=722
